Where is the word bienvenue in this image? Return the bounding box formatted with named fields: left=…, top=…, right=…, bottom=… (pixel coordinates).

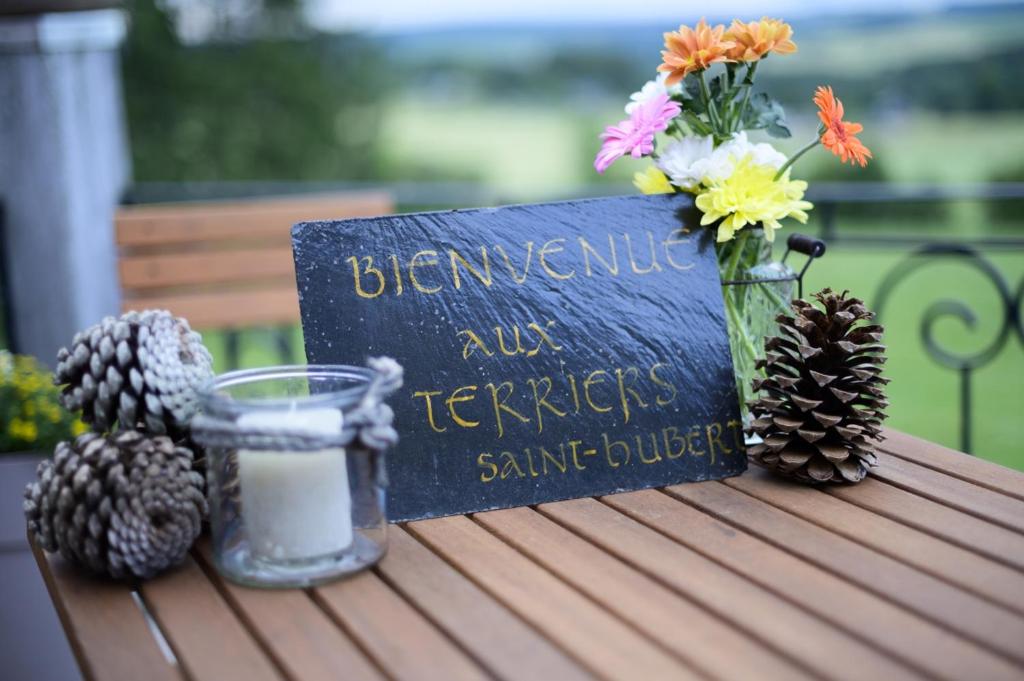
left=345, top=230, right=694, bottom=298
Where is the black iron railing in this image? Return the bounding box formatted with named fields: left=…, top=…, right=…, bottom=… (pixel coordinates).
left=805, top=183, right=1024, bottom=455
left=874, top=244, right=1023, bottom=453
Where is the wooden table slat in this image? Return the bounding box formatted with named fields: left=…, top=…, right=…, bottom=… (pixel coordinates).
left=140, top=556, right=284, bottom=681
left=474, top=506, right=813, bottom=681
left=190, top=542, right=386, bottom=681
left=29, top=540, right=184, bottom=681
left=667, top=481, right=1024, bottom=667
left=29, top=430, right=1024, bottom=681
left=827, top=477, right=1024, bottom=572
left=880, top=428, right=1024, bottom=501
left=602, top=489, right=1024, bottom=681
left=378, top=526, right=595, bottom=681
left=728, top=467, right=1024, bottom=615
left=408, top=514, right=701, bottom=681
left=540, top=496, right=923, bottom=681
left=872, top=451, right=1024, bottom=533
left=313, top=569, right=491, bottom=681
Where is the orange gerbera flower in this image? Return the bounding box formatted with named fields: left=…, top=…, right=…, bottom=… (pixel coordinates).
left=814, top=86, right=872, bottom=167
left=658, top=19, right=735, bottom=85
left=725, top=18, right=797, bottom=61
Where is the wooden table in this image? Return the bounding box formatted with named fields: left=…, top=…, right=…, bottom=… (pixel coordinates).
left=31, top=429, right=1024, bottom=681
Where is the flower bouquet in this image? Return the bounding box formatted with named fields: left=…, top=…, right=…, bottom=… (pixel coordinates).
left=594, top=17, right=872, bottom=423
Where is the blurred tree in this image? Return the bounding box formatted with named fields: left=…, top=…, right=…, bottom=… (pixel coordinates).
left=121, top=0, right=387, bottom=182
left=759, top=47, right=1024, bottom=115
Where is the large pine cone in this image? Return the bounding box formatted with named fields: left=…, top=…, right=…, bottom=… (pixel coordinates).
left=55, top=310, right=213, bottom=436
left=24, top=431, right=207, bottom=580
left=747, top=289, right=889, bottom=483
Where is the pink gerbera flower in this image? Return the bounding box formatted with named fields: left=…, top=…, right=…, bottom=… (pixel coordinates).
left=594, top=93, right=680, bottom=174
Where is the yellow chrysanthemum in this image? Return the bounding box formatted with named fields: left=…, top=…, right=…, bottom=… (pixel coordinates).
left=633, top=166, right=675, bottom=195
left=695, top=154, right=813, bottom=242
left=724, top=18, right=797, bottom=62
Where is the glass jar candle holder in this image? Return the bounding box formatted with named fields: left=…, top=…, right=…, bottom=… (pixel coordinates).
left=193, top=364, right=397, bottom=588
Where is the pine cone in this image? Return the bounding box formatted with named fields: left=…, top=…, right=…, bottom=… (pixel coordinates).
left=747, top=289, right=889, bottom=484
left=24, top=431, right=207, bottom=580
left=55, top=310, right=214, bottom=436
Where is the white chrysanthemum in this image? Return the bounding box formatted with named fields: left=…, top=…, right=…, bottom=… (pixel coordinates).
left=656, top=136, right=715, bottom=190
left=698, top=132, right=788, bottom=182
left=625, top=73, right=681, bottom=114
left=733, top=132, right=787, bottom=168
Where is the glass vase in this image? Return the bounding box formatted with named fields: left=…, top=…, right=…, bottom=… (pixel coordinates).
left=197, top=365, right=390, bottom=588
left=718, top=229, right=796, bottom=428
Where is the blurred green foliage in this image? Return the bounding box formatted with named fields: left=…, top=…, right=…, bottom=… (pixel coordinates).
left=122, top=0, right=387, bottom=181
left=757, top=45, right=1024, bottom=116
left=801, top=156, right=949, bottom=224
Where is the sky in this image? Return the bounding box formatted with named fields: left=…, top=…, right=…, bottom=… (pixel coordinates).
left=303, top=0, right=992, bottom=32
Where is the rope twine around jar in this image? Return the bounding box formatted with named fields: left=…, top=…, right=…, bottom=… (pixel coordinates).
left=190, top=357, right=404, bottom=453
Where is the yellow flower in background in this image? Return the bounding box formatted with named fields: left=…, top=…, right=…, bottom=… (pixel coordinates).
left=695, top=154, right=813, bottom=242
left=1, top=350, right=83, bottom=452
left=8, top=417, right=38, bottom=443
left=724, top=18, right=797, bottom=61
left=633, top=166, right=675, bottom=194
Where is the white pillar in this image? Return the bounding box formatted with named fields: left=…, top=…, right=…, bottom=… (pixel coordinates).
left=0, top=8, right=129, bottom=364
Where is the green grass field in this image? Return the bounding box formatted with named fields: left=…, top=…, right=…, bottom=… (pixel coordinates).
left=379, top=97, right=1024, bottom=193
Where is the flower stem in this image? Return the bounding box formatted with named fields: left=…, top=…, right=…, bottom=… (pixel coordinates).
left=733, top=60, right=759, bottom=132
left=725, top=293, right=760, bottom=365
left=697, top=70, right=722, bottom=137
left=722, top=230, right=750, bottom=283
left=723, top=63, right=740, bottom=123
left=774, top=136, right=820, bottom=180
left=682, top=111, right=713, bottom=137
left=721, top=233, right=759, bottom=380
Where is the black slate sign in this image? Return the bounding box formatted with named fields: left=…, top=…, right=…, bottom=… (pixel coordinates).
left=293, top=194, right=745, bottom=522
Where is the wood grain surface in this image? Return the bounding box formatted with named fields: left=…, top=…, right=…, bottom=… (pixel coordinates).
left=29, top=430, right=1024, bottom=680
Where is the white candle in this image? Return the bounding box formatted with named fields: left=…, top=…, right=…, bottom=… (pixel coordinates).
left=237, top=407, right=353, bottom=561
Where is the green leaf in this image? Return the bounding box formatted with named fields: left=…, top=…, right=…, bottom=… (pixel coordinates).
left=742, top=92, right=792, bottom=139
left=682, top=78, right=705, bottom=114
left=708, top=74, right=726, bottom=100
left=680, top=110, right=712, bottom=137
left=674, top=82, right=696, bottom=102
left=766, top=120, right=792, bottom=139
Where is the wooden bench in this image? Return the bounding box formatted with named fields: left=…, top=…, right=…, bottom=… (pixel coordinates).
left=29, top=429, right=1024, bottom=681
left=115, top=192, right=393, bottom=363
